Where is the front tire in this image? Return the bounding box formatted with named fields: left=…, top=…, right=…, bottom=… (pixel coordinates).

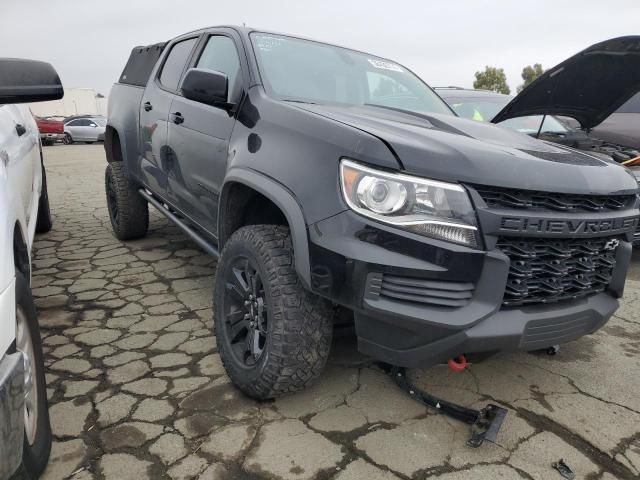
left=105, top=162, right=149, bottom=240
left=63, top=133, right=73, bottom=145
left=214, top=225, right=333, bottom=400
left=16, top=271, right=52, bottom=479
left=35, top=164, right=53, bottom=234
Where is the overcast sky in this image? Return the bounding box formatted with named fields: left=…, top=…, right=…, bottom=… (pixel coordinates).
left=2, top=1, right=639, bottom=96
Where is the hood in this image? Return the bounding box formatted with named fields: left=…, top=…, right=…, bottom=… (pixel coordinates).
left=492, top=36, right=640, bottom=129
left=295, top=103, right=638, bottom=195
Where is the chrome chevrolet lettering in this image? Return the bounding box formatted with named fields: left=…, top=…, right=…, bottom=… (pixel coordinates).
left=500, top=216, right=638, bottom=234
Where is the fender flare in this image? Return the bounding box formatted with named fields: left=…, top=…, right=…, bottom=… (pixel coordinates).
left=220, top=168, right=312, bottom=288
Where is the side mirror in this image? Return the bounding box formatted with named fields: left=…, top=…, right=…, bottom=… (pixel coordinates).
left=0, top=58, right=63, bottom=104
left=181, top=68, right=230, bottom=108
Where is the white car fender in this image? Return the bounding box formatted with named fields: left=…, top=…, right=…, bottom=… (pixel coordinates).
left=0, top=104, right=40, bottom=356
left=0, top=172, right=19, bottom=357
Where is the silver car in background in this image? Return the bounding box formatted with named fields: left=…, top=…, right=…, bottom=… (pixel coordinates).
left=63, top=116, right=106, bottom=144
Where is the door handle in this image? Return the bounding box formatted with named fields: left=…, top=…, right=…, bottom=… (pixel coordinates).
left=171, top=112, right=184, bottom=125
left=15, top=124, right=26, bottom=136
left=143, top=102, right=153, bottom=112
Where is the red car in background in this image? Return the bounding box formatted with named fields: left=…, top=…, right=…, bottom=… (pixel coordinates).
left=34, top=115, right=64, bottom=145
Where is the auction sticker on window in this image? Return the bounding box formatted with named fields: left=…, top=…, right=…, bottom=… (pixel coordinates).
left=367, top=59, right=403, bottom=72
left=255, top=35, right=284, bottom=52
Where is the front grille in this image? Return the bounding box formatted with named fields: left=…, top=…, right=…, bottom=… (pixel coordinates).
left=634, top=226, right=640, bottom=245
left=367, top=274, right=474, bottom=308
left=497, top=237, right=619, bottom=307
left=474, top=185, right=635, bottom=213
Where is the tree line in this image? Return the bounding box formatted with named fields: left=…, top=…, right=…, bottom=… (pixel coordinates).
left=472, top=63, right=544, bottom=95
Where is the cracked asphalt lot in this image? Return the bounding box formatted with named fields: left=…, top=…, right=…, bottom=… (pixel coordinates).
left=29, top=145, right=640, bottom=479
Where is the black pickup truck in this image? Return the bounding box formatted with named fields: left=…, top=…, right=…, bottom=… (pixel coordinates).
left=105, top=28, right=640, bottom=399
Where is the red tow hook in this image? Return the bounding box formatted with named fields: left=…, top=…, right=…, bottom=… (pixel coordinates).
left=447, top=355, right=467, bottom=372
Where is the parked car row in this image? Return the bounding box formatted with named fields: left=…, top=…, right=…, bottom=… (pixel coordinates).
left=34, top=114, right=106, bottom=146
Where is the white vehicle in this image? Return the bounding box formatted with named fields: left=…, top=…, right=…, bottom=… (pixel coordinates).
left=63, top=116, right=106, bottom=144
left=0, top=58, right=62, bottom=479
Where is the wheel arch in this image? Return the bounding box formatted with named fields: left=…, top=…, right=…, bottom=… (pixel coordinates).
left=13, top=221, right=30, bottom=283
left=219, top=169, right=311, bottom=288
left=104, top=125, right=123, bottom=163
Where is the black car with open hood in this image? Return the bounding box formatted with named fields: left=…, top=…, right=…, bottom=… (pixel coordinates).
left=491, top=36, right=640, bottom=130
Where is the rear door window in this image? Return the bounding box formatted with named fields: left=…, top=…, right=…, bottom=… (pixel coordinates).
left=159, top=38, right=198, bottom=91
left=68, top=119, right=89, bottom=127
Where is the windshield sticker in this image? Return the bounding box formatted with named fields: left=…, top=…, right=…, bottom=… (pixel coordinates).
left=367, top=59, right=403, bottom=72
left=256, top=36, right=284, bottom=52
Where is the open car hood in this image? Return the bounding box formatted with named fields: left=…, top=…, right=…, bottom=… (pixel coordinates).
left=491, top=36, right=640, bottom=129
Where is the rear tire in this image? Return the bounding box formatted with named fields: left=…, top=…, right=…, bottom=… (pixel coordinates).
left=214, top=225, right=333, bottom=400
left=105, top=162, right=148, bottom=240
left=16, top=271, right=52, bottom=479
left=35, top=164, right=53, bottom=234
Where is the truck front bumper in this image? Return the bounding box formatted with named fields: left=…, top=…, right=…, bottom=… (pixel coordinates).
left=0, top=352, right=25, bottom=479
left=308, top=210, right=632, bottom=367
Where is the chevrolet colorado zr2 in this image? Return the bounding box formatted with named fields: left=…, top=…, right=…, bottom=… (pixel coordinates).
left=0, top=58, right=63, bottom=479
left=104, top=29, right=640, bottom=399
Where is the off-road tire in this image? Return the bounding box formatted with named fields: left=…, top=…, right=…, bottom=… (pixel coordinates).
left=105, top=162, right=148, bottom=240
left=16, top=271, right=52, bottom=479
left=35, top=164, right=53, bottom=234
left=214, top=225, right=333, bottom=399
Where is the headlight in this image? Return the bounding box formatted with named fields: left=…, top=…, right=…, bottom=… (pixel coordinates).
left=340, top=159, right=479, bottom=247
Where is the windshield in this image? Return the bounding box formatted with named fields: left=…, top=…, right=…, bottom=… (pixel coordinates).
left=251, top=33, right=453, bottom=116
left=500, top=115, right=569, bottom=134
left=445, top=95, right=508, bottom=122
left=445, top=95, right=570, bottom=134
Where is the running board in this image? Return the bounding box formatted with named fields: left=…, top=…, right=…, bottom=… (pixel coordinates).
left=138, top=189, right=220, bottom=258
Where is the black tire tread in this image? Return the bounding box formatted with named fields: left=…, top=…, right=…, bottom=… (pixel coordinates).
left=105, top=162, right=149, bottom=240
left=214, top=225, right=333, bottom=399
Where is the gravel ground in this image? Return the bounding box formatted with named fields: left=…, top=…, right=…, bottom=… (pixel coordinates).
left=29, top=144, right=640, bottom=479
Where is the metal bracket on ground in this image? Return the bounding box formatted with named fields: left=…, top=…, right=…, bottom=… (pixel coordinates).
left=388, top=365, right=508, bottom=448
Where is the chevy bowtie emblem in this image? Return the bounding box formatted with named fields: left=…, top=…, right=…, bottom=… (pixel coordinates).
left=604, top=239, right=620, bottom=251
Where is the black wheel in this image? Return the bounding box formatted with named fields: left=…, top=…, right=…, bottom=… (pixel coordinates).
left=16, top=271, right=52, bottom=478
left=214, top=225, right=333, bottom=399
left=35, top=164, right=53, bottom=234
left=105, top=162, right=149, bottom=240
left=63, top=133, right=73, bottom=145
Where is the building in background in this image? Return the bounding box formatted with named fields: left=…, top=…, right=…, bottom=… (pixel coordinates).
left=29, top=88, right=107, bottom=118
